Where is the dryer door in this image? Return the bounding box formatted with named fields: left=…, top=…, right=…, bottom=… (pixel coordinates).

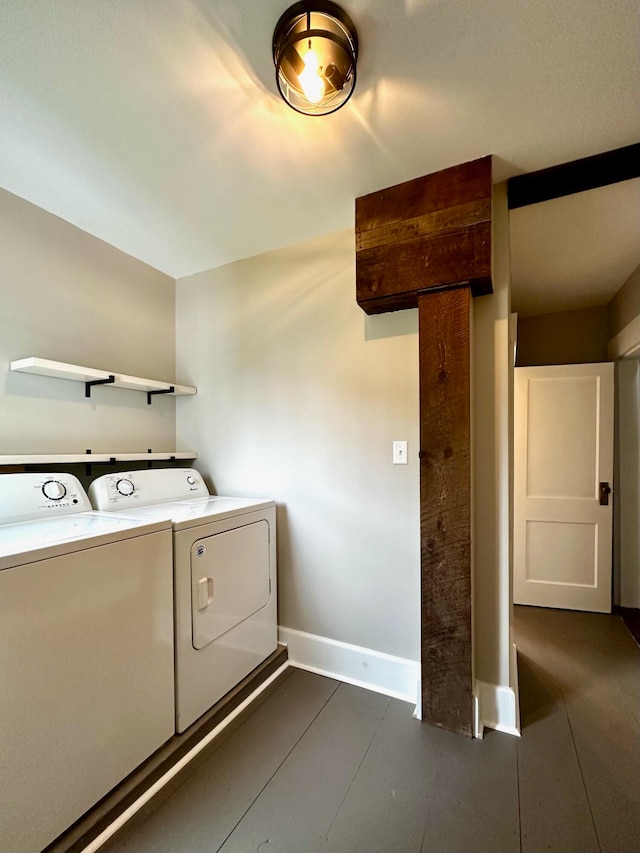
left=191, top=520, right=271, bottom=650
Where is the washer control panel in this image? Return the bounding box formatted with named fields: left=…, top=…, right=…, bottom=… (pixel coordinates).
left=89, top=468, right=209, bottom=510
left=0, top=473, right=92, bottom=525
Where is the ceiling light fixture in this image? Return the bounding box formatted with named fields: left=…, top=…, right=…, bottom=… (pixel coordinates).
left=272, top=1, right=358, bottom=116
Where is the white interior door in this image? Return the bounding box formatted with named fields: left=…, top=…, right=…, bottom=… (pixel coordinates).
left=514, top=363, right=614, bottom=613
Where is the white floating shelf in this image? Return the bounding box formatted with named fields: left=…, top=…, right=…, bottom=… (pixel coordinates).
left=10, top=357, right=197, bottom=401
left=0, top=452, right=198, bottom=466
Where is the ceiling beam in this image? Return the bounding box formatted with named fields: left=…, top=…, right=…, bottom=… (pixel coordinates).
left=355, top=157, right=493, bottom=314
left=507, top=143, right=640, bottom=210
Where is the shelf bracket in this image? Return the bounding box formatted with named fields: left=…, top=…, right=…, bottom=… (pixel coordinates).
left=147, top=385, right=174, bottom=405
left=86, top=375, right=115, bottom=398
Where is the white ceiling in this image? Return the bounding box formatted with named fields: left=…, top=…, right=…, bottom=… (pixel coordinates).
left=1, top=0, right=639, bottom=289
left=510, top=179, right=640, bottom=316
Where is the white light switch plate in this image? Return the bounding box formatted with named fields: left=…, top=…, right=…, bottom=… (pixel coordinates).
left=393, top=440, right=408, bottom=464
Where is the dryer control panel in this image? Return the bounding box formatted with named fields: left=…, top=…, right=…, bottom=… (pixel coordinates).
left=0, top=473, right=92, bottom=525
left=89, top=468, right=209, bottom=510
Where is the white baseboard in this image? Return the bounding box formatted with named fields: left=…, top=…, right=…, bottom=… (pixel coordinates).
left=279, top=627, right=522, bottom=738
left=473, top=643, right=521, bottom=738
left=278, top=626, right=420, bottom=706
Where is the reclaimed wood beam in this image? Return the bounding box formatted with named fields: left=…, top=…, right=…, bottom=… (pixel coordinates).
left=355, top=157, right=492, bottom=736
left=419, top=286, right=472, bottom=735
left=356, top=157, right=492, bottom=315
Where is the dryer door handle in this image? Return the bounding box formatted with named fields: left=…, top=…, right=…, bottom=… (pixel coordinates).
left=196, top=576, right=214, bottom=610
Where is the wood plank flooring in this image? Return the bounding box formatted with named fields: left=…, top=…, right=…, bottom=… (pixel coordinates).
left=514, top=606, right=640, bottom=853
left=102, top=607, right=640, bottom=853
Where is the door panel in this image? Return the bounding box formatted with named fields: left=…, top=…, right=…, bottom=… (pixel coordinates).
left=525, top=520, right=596, bottom=585
left=514, top=363, right=614, bottom=612
left=191, top=520, right=270, bottom=650
left=526, top=376, right=598, bottom=498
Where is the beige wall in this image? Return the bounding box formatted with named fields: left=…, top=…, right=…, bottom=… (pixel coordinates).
left=176, top=228, right=421, bottom=660
left=0, top=188, right=176, bottom=455
left=516, top=305, right=609, bottom=367
left=177, top=194, right=514, bottom=692
left=473, top=183, right=512, bottom=688
left=614, top=359, right=640, bottom=608
left=516, top=265, right=640, bottom=368
left=609, top=264, right=640, bottom=340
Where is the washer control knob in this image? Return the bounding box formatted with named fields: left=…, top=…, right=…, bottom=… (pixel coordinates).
left=116, top=478, right=135, bottom=496
left=186, top=475, right=196, bottom=485
left=42, top=480, right=67, bottom=501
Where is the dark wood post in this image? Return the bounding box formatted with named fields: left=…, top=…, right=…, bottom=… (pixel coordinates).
left=356, top=157, right=492, bottom=736
left=419, top=286, right=472, bottom=735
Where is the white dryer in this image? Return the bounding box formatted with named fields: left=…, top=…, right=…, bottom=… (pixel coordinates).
left=0, top=473, right=174, bottom=853
left=89, top=468, right=277, bottom=733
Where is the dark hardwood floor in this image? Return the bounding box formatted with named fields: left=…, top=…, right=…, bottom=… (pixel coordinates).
left=99, top=606, right=640, bottom=853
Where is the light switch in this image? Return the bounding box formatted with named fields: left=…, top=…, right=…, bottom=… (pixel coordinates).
left=393, top=440, right=408, bottom=464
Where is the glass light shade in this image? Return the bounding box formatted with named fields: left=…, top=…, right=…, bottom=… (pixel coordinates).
left=273, top=2, right=358, bottom=116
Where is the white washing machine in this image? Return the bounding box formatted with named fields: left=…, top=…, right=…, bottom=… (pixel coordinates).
left=0, top=473, right=175, bottom=853
left=89, top=468, right=277, bottom=733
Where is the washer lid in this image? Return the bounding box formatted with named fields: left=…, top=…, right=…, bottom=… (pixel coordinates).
left=105, top=496, right=275, bottom=529
left=0, top=512, right=170, bottom=570
left=167, top=496, right=275, bottom=530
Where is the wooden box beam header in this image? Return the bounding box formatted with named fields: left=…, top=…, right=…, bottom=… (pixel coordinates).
left=356, top=157, right=493, bottom=315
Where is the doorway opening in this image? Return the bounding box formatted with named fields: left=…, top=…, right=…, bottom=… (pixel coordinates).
left=508, top=147, right=640, bottom=635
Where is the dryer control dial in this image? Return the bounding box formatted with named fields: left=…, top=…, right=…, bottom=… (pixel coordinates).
left=116, top=478, right=135, bottom=496
left=42, top=480, right=67, bottom=501
left=186, top=475, right=196, bottom=485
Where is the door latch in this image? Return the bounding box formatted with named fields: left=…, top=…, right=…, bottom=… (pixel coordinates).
left=599, top=482, right=612, bottom=506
